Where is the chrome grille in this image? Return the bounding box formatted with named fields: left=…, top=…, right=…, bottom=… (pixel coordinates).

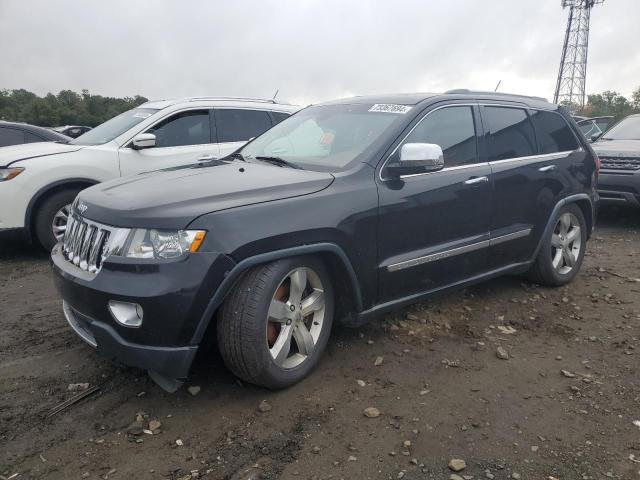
left=62, top=215, right=113, bottom=274
left=600, top=156, right=640, bottom=171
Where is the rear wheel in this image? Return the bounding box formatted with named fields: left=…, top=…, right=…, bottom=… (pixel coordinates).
left=217, top=256, right=334, bottom=389
left=34, top=189, right=79, bottom=251
left=527, top=204, right=587, bottom=286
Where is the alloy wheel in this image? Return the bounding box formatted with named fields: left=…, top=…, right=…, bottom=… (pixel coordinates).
left=551, top=212, right=582, bottom=275
left=266, top=267, right=326, bottom=369
left=52, top=204, right=71, bottom=242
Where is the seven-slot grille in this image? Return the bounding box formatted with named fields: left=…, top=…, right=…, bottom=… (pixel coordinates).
left=599, top=155, right=640, bottom=171
left=62, top=215, right=112, bottom=273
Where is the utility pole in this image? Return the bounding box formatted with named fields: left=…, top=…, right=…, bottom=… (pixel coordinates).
left=553, top=0, right=605, bottom=111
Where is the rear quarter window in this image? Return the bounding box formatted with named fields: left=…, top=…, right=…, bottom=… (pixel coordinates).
left=530, top=110, right=579, bottom=154
left=270, top=111, right=290, bottom=125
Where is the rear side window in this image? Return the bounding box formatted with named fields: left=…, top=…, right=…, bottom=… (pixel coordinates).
left=395, top=106, right=477, bottom=167
left=271, top=111, right=290, bottom=125
left=216, top=109, right=272, bottom=143
left=24, top=132, right=44, bottom=143
left=484, top=107, right=536, bottom=160
left=530, top=110, right=579, bottom=153
left=146, top=110, right=211, bottom=148
left=0, top=127, right=24, bottom=146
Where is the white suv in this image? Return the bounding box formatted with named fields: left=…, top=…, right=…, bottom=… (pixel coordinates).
left=0, top=97, right=299, bottom=249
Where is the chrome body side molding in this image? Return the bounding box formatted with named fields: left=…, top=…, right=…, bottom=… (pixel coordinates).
left=386, top=228, right=532, bottom=272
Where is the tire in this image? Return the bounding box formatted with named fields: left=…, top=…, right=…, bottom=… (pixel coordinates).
left=34, top=189, right=79, bottom=251
left=527, top=203, right=587, bottom=287
left=217, top=256, right=334, bottom=389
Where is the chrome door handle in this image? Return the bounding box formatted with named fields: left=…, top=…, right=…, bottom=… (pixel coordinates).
left=539, top=165, right=557, bottom=172
left=197, top=154, right=217, bottom=161
left=464, top=176, right=489, bottom=185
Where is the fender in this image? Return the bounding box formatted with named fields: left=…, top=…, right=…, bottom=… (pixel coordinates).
left=531, top=192, right=594, bottom=260
left=24, top=177, right=99, bottom=238
left=190, top=242, right=363, bottom=344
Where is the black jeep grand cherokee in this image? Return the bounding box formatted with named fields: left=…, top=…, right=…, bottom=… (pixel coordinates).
left=52, top=91, right=599, bottom=391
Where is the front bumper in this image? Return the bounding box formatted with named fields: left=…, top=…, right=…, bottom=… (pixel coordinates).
left=597, top=170, right=640, bottom=207
left=51, top=244, right=235, bottom=380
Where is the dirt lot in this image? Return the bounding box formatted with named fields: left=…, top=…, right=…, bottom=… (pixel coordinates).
left=1, top=207, right=639, bottom=480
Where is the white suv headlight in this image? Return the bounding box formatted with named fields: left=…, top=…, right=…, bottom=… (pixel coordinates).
left=0, top=167, right=25, bottom=181
left=116, top=229, right=206, bottom=259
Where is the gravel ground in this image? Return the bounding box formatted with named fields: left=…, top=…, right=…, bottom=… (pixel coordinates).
left=1, top=207, right=639, bottom=480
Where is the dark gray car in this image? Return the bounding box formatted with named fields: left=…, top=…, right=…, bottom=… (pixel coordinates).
left=0, top=121, right=71, bottom=147
left=592, top=114, right=640, bottom=207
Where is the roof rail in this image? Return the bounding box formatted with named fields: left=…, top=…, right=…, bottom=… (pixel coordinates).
left=444, top=89, right=549, bottom=103
left=187, top=96, right=277, bottom=104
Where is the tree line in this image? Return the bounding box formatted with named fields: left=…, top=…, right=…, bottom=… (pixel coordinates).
left=1, top=87, right=639, bottom=129
left=0, top=89, right=148, bottom=127
left=575, top=86, right=640, bottom=120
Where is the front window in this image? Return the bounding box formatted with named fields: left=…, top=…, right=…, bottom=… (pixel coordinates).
left=602, top=116, right=640, bottom=140
left=145, top=110, right=211, bottom=147
left=240, top=104, right=407, bottom=171
left=71, top=108, right=158, bottom=146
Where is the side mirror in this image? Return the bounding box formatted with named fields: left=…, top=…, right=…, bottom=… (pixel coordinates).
left=131, top=133, right=156, bottom=150
left=590, top=133, right=602, bottom=143
left=387, top=143, right=445, bottom=177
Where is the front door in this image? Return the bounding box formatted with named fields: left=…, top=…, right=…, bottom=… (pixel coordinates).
left=118, top=109, right=219, bottom=176
left=376, top=104, right=493, bottom=304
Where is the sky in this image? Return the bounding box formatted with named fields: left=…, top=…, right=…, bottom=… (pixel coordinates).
left=1, top=0, right=638, bottom=106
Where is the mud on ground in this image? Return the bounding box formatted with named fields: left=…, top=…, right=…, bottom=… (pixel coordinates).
left=1, top=207, right=639, bottom=480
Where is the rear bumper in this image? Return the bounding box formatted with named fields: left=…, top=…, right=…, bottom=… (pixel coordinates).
left=597, top=170, right=640, bottom=207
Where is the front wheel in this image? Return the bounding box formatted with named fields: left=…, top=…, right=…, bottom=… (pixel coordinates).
left=34, top=189, right=80, bottom=251
left=217, top=256, right=334, bottom=389
left=527, top=203, right=587, bottom=286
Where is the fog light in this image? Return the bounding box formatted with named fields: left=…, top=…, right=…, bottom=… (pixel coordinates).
left=108, top=300, right=143, bottom=327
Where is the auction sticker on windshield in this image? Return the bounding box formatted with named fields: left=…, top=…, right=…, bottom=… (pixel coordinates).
left=368, top=104, right=412, bottom=114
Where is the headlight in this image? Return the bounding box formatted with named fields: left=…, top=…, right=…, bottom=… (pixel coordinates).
left=116, top=229, right=206, bottom=259
left=0, top=167, right=25, bottom=181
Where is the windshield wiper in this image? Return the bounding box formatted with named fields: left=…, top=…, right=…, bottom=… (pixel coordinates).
left=219, top=151, right=247, bottom=162
left=254, top=156, right=302, bottom=169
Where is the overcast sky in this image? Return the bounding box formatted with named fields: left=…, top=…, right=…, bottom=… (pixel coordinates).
left=1, top=0, right=638, bottom=106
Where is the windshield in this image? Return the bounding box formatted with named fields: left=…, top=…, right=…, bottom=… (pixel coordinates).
left=240, top=103, right=409, bottom=171
left=71, top=108, right=158, bottom=145
left=602, top=116, right=640, bottom=141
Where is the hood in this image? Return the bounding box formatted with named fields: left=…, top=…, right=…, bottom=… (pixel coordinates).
left=592, top=139, right=640, bottom=157
left=0, top=141, right=83, bottom=167
left=78, top=160, right=334, bottom=229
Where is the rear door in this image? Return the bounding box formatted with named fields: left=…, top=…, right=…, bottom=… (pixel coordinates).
left=481, top=105, right=580, bottom=268
left=214, top=109, right=274, bottom=157
left=376, top=104, right=493, bottom=303
left=118, top=109, right=217, bottom=176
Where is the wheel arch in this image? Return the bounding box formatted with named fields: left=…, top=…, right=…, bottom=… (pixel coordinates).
left=190, top=243, right=364, bottom=345
left=532, top=193, right=594, bottom=260
left=25, top=178, right=99, bottom=240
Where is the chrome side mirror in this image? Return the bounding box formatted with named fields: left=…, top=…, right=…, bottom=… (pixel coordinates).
left=131, top=133, right=156, bottom=150
left=387, top=143, right=445, bottom=177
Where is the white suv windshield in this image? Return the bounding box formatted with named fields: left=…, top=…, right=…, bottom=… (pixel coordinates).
left=602, top=116, right=640, bottom=141
left=71, top=108, right=158, bottom=146
left=240, top=104, right=407, bottom=171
